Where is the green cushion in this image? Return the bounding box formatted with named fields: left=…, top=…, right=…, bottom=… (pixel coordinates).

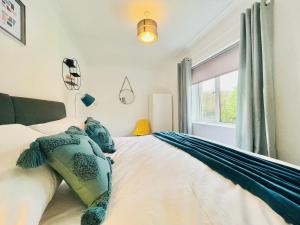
left=85, top=117, right=115, bottom=153
left=17, top=126, right=112, bottom=225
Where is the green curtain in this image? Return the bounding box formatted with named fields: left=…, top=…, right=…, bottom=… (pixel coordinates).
left=236, top=0, right=277, bottom=158
left=178, top=58, right=192, bottom=134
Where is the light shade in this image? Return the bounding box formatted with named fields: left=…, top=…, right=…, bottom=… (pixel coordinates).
left=81, top=94, right=95, bottom=107
left=137, top=19, right=158, bottom=44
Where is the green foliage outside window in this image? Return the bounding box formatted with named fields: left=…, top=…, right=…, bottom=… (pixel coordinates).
left=221, top=87, right=237, bottom=123
left=192, top=71, right=238, bottom=124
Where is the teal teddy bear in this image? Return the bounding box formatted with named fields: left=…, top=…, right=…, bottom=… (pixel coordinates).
left=17, top=126, right=112, bottom=225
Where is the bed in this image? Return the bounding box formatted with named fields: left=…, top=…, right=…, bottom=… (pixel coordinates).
left=0, top=93, right=299, bottom=225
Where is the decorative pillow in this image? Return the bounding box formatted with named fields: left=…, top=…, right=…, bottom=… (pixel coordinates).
left=0, top=124, right=60, bottom=225
left=17, top=126, right=112, bottom=225
left=30, top=118, right=84, bottom=135
left=85, top=117, right=115, bottom=153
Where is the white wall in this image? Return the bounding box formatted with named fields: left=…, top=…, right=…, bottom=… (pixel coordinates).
left=193, top=123, right=236, bottom=146
left=177, top=0, right=300, bottom=165
left=85, top=64, right=173, bottom=136
left=273, top=0, right=300, bottom=165
left=0, top=0, right=175, bottom=136
left=182, top=1, right=246, bottom=66
left=0, top=0, right=86, bottom=116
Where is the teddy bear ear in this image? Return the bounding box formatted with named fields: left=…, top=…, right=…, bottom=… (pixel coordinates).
left=16, top=141, right=46, bottom=168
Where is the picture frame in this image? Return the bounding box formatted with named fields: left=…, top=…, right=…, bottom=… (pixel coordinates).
left=0, top=0, right=26, bottom=45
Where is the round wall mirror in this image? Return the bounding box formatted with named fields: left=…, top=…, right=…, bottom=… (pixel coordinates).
left=119, top=76, right=135, bottom=105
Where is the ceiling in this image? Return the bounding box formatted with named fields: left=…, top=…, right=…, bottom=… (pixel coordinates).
left=57, top=0, right=234, bottom=67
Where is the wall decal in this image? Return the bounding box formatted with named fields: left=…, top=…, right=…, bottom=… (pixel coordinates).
left=0, top=0, right=26, bottom=44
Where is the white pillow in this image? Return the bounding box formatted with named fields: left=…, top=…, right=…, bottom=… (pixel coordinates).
left=0, top=124, right=60, bottom=225
left=30, top=118, right=84, bottom=135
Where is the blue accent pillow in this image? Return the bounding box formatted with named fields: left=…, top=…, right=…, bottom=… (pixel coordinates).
left=85, top=117, right=115, bottom=153
left=17, top=126, right=112, bottom=225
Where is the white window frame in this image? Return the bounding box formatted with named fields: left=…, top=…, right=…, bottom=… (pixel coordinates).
left=192, top=72, right=238, bottom=126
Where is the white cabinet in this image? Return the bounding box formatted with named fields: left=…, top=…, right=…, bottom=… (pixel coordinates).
left=149, top=93, right=173, bottom=132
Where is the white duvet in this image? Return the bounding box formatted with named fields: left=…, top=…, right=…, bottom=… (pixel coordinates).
left=39, top=135, right=294, bottom=225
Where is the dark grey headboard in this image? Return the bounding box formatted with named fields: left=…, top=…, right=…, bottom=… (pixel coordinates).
left=0, top=93, right=66, bottom=125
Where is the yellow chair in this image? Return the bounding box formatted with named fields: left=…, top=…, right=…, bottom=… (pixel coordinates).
left=133, top=119, right=151, bottom=136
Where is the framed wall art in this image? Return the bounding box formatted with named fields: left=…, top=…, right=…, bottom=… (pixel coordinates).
left=0, top=0, right=26, bottom=44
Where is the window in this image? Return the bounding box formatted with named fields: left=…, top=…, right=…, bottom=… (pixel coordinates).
left=201, top=79, right=217, bottom=122
left=191, top=44, right=239, bottom=124
left=192, top=71, right=238, bottom=124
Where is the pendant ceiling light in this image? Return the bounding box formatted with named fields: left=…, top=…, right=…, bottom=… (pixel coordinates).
left=137, top=11, right=158, bottom=44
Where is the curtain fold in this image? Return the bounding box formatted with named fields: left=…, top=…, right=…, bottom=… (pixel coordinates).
left=178, top=58, right=192, bottom=134
left=236, top=0, right=276, bottom=158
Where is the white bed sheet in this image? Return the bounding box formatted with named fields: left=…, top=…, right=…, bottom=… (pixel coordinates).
left=40, top=135, right=291, bottom=225
left=0, top=125, right=60, bottom=225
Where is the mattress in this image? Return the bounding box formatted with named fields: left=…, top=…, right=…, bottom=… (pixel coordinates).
left=40, top=135, right=290, bottom=225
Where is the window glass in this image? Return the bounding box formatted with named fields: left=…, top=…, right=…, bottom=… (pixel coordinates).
left=220, top=71, right=238, bottom=123
left=201, top=79, right=217, bottom=122
left=191, top=71, right=238, bottom=124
